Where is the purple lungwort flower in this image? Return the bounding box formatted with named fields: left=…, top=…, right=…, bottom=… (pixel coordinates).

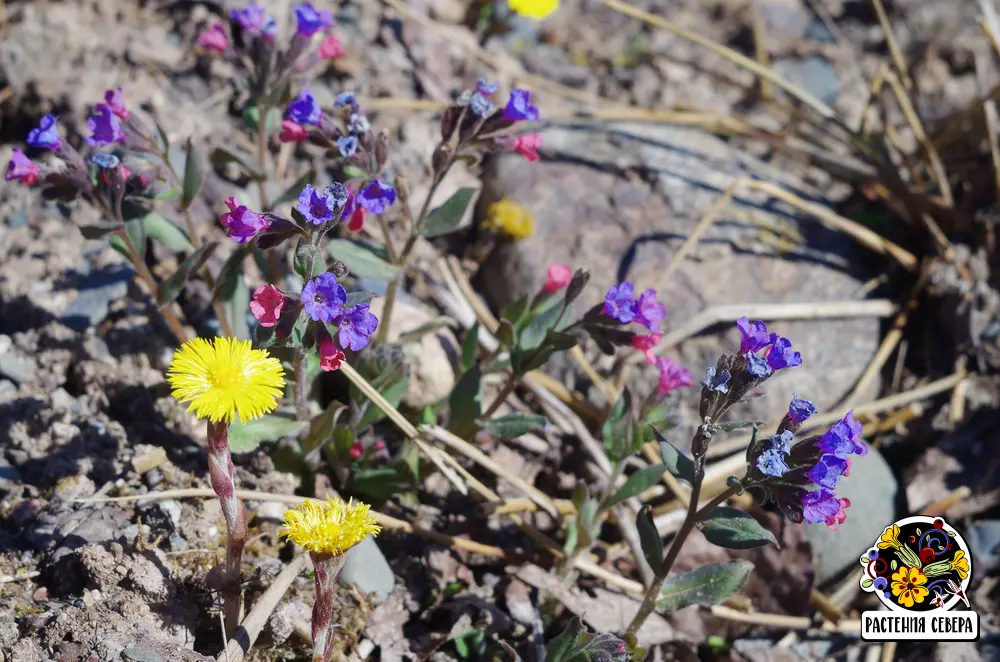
left=104, top=88, right=129, bottom=120
left=788, top=395, right=817, bottom=424
left=357, top=179, right=397, bottom=214
left=294, top=2, right=333, bottom=37
left=768, top=430, right=794, bottom=454
left=746, top=351, right=771, bottom=378
left=338, top=303, right=379, bottom=351
left=801, top=489, right=842, bottom=524
left=301, top=273, right=347, bottom=323
left=502, top=89, right=540, bottom=122
left=702, top=366, right=731, bottom=393
left=27, top=114, right=63, bottom=152
left=807, top=454, right=849, bottom=489
left=286, top=89, right=322, bottom=126
left=469, top=93, right=495, bottom=118
left=295, top=184, right=339, bottom=225
left=220, top=196, right=269, bottom=243
left=816, top=411, right=867, bottom=458
left=323, top=182, right=349, bottom=211
left=6, top=149, right=40, bottom=186
left=337, top=135, right=358, bottom=157
left=634, top=288, right=666, bottom=333
left=230, top=4, right=277, bottom=38
left=86, top=104, right=126, bottom=147
left=602, top=282, right=637, bottom=324
left=476, top=79, right=500, bottom=96
left=737, top=316, right=770, bottom=354
left=766, top=335, right=802, bottom=371
left=756, top=448, right=789, bottom=477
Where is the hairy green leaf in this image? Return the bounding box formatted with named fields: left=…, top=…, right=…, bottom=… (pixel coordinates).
left=421, top=187, right=478, bottom=237
left=701, top=507, right=777, bottom=550
left=656, top=561, right=753, bottom=613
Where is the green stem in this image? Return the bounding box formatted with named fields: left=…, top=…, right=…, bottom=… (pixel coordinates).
left=255, top=102, right=279, bottom=284
left=114, top=226, right=189, bottom=345
left=557, top=459, right=629, bottom=582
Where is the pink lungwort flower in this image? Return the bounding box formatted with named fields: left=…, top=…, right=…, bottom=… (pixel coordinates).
left=631, top=333, right=662, bottom=365
left=279, top=120, right=309, bottom=143
left=319, top=338, right=345, bottom=372
left=319, top=34, right=344, bottom=59
left=104, top=88, right=129, bottom=120
left=197, top=24, right=230, bottom=54
left=543, top=263, right=572, bottom=294
left=655, top=356, right=692, bottom=397
left=6, top=149, right=40, bottom=186
left=511, top=133, right=542, bottom=163
left=250, top=284, right=285, bottom=327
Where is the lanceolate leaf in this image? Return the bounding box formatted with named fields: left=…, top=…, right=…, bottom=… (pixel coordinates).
left=182, top=138, right=204, bottom=209
left=449, top=365, right=482, bottom=439
left=637, top=505, right=664, bottom=570
left=215, top=245, right=251, bottom=340
left=654, top=427, right=696, bottom=485
left=228, top=415, right=306, bottom=453
left=421, top=187, right=478, bottom=237
left=157, top=241, right=218, bottom=305
left=656, top=561, right=753, bottom=613
left=327, top=239, right=400, bottom=282
left=483, top=413, right=546, bottom=439
left=701, top=507, right=778, bottom=550
left=606, top=464, right=665, bottom=508
left=141, top=212, right=195, bottom=252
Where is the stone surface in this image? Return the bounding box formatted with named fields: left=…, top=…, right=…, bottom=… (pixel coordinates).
left=368, top=296, right=458, bottom=409
left=802, top=445, right=899, bottom=583
left=340, top=534, right=396, bottom=603
left=60, top=263, right=132, bottom=332
left=480, top=122, right=881, bottom=426
left=774, top=55, right=839, bottom=106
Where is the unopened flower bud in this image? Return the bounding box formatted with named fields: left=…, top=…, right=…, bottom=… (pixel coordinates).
left=329, top=260, right=349, bottom=278
left=375, top=132, right=390, bottom=169
left=440, top=106, right=460, bottom=142
left=432, top=144, right=452, bottom=175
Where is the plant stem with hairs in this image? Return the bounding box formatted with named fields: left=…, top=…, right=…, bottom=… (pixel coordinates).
left=112, top=225, right=189, bottom=344
left=307, top=553, right=347, bottom=662
left=206, top=420, right=249, bottom=638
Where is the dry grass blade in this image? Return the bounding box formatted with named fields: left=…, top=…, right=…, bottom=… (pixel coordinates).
left=870, top=0, right=912, bottom=89
left=708, top=605, right=860, bottom=633
left=421, top=424, right=562, bottom=518
left=600, top=0, right=837, bottom=120
left=217, top=554, right=308, bottom=661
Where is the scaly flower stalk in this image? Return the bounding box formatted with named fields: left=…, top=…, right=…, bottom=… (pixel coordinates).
left=280, top=497, right=381, bottom=662
left=168, top=337, right=285, bottom=637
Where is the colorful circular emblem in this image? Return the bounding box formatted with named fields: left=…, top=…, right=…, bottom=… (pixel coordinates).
left=859, top=515, right=972, bottom=612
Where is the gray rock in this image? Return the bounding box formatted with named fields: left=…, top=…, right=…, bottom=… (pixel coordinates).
left=760, top=0, right=813, bottom=42
left=803, top=446, right=899, bottom=583
left=340, top=535, right=395, bottom=603
left=0, top=351, right=37, bottom=385
left=964, top=520, right=1000, bottom=569
left=0, top=457, right=22, bottom=489
left=158, top=499, right=182, bottom=529
left=60, top=264, right=132, bottom=332
left=480, top=122, right=881, bottom=427
left=774, top=56, right=839, bottom=106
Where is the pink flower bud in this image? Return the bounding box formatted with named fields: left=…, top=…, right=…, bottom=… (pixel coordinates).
left=319, top=34, right=344, bottom=59
left=511, top=133, right=542, bottom=163
left=197, top=24, right=230, bottom=54
left=347, top=206, right=365, bottom=231
left=349, top=442, right=363, bottom=459
left=373, top=440, right=386, bottom=451
left=318, top=338, right=345, bottom=372
left=543, top=263, right=572, bottom=293
left=250, top=284, right=285, bottom=327
left=279, top=119, right=309, bottom=143
left=631, top=333, right=662, bottom=365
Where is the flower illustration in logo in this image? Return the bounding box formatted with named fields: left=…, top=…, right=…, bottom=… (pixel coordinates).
left=859, top=515, right=973, bottom=613
left=891, top=566, right=928, bottom=608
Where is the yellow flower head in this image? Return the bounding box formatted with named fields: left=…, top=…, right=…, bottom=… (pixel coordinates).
left=484, top=199, right=534, bottom=240
left=891, top=565, right=928, bottom=609
left=950, top=550, right=970, bottom=580
left=509, top=0, right=558, bottom=19
left=877, top=524, right=902, bottom=550
left=167, top=337, right=285, bottom=424
left=280, top=497, right=381, bottom=556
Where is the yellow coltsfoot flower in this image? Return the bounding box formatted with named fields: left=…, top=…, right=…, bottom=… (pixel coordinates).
left=509, top=0, right=558, bottom=19
left=280, top=497, right=381, bottom=557
left=483, top=198, right=534, bottom=239
left=167, top=336, right=285, bottom=424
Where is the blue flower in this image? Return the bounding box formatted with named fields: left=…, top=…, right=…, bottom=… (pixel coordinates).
left=788, top=395, right=817, bottom=424
left=294, top=2, right=333, bottom=37
left=27, top=114, right=62, bottom=152
left=347, top=113, right=370, bottom=134
left=90, top=153, right=120, bottom=169
left=800, top=489, right=842, bottom=525
left=737, top=316, right=770, bottom=353
left=476, top=79, right=499, bottom=96
left=301, top=273, right=347, bottom=323
left=230, top=4, right=277, bottom=38
left=502, top=89, right=539, bottom=121
left=768, top=430, right=794, bottom=454
left=337, top=135, right=358, bottom=157
left=469, top=93, right=496, bottom=118
left=86, top=104, right=126, bottom=147
left=286, top=89, right=322, bottom=126
left=702, top=366, right=731, bottom=393
left=767, top=335, right=802, bottom=371
left=356, top=179, right=396, bottom=214
left=807, top=454, right=849, bottom=489
left=296, top=184, right=338, bottom=225
left=602, top=282, right=637, bottom=323
left=746, top=352, right=771, bottom=378
left=338, top=303, right=379, bottom=351
left=333, top=92, right=357, bottom=110
left=816, top=411, right=866, bottom=458
left=756, top=448, right=789, bottom=477
left=634, top=289, right=665, bottom=333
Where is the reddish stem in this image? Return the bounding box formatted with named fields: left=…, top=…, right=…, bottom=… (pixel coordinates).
left=309, top=552, right=347, bottom=662
left=207, top=420, right=249, bottom=638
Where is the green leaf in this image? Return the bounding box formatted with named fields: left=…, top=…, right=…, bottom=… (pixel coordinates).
left=141, top=212, right=195, bottom=252
left=496, top=319, right=516, bottom=349
left=210, top=147, right=263, bottom=180
left=181, top=138, right=204, bottom=209
left=654, top=427, right=696, bottom=485
left=345, top=291, right=378, bottom=308
left=243, top=104, right=282, bottom=136
left=701, top=507, right=777, bottom=549
left=343, top=164, right=367, bottom=180
left=637, top=505, right=664, bottom=570
left=301, top=402, right=347, bottom=456
left=484, top=413, right=546, bottom=439
left=453, top=630, right=485, bottom=660
left=272, top=170, right=316, bottom=208
left=576, top=497, right=599, bottom=548
left=348, top=466, right=412, bottom=502
left=216, top=246, right=251, bottom=339
left=603, top=389, right=634, bottom=463
left=152, top=118, right=171, bottom=153
left=501, top=296, right=531, bottom=330
left=420, top=187, right=478, bottom=237
left=606, top=464, right=665, bottom=508
left=656, top=561, right=753, bottom=613
left=356, top=364, right=409, bottom=429
left=327, top=239, right=400, bottom=282
left=157, top=241, right=218, bottom=305
left=545, top=618, right=586, bottom=662
left=448, top=366, right=482, bottom=439
left=228, top=415, right=306, bottom=453
left=713, top=419, right=762, bottom=434
left=151, top=187, right=181, bottom=201
left=519, top=345, right=556, bottom=373
left=518, top=296, right=564, bottom=352
left=461, top=323, right=480, bottom=374
left=126, top=217, right=147, bottom=259
left=396, top=318, right=453, bottom=344
left=79, top=224, right=121, bottom=240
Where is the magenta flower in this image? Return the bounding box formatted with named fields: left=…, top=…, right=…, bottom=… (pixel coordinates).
left=104, top=88, right=129, bottom=120
left=338, top=303, right=379, bottom=351
left=502, top=89, right=539, bottom=122
left=655, top=356, right=692, bottom=397
left=86, top=104, right=126, bottom=147
left=634, top=289, right=666, bottom=333
left=737, top=316, right=770, bottom=354
left=197, top=24, right=230, bottom=53
left=279, top=120, right=309, bottom=143
left=602, top=282, right=636, bottom=323
left=357, top=179, right=396, bottom=214
left=6, top=149, right=40, bottom=186
left=286, top=89, right=322, bottom=126
left=319, top=35, right=344, bottom=59
left=294, top=2, right=333, bottom=37
left=631, top=332, right=661, bottom=365
left=824, top=497, right=850, bottom=531
left=27, top=114, right=62, bottom=152
left=543, top=263, right=572, bottom=294
left=301, top=273, right=347, bottom=323
left=220, top=196, right=269, bottom=243
left=318, top=339, right=345, bottom=372
left=250, top=284, right=285, bottom=327
left=511, top=133, right=542, bottom=163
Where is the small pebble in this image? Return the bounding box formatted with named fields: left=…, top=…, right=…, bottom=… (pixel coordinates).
left=143, top=469, right=163, bottom=488
left=122, top=647, right=164, bottom=662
